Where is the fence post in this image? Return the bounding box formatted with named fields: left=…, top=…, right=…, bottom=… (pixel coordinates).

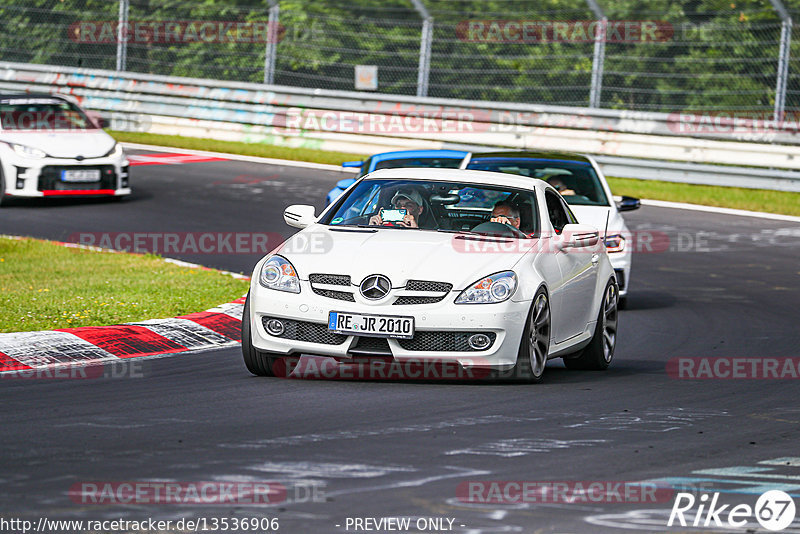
left=116, top=0, right=129, bottom=71
left=585, top=0, right=606, bottom=108
left=770, top=0, right=792, bottom=121
left=411, top=0, right=432, bottom=97
left=264, top=1, right=280, bottom=85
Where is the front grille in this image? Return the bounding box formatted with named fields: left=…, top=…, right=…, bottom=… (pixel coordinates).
left=309, top=274, right=355, bottom=301
left=398, top=331, right=497, bottom=352
left=37, top=165, right=117, bottom=191
left=406, top=280, right=452, bottom=292
left=309, top=273, right=350, bottom=286
left=261, top=316, right=347, bottom=345
left=394, top=296, right=446, bottom=305
left=313, top=288, right=355, bottom=302
left=349, top=336, right=392, bottom=355
left=393, top=280, right=452, bottom=305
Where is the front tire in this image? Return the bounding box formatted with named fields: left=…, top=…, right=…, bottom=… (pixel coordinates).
left=564, top=279, right=618, bottom=370
left=241, top=293, right=275, bottom=377
left=0, top=164, right=5, bottom=207
left=511, top=288, right=550, bottom=382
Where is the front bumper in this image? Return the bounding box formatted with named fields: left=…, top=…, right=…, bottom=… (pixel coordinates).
left=1, top=154, right=131, bottom=198
left=248, top=281, right=531, bottom=371
left=608, top=249, right=631, bottom=297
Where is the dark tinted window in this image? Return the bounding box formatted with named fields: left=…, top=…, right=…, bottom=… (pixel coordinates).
left=467, top=158, right=609, bottom=206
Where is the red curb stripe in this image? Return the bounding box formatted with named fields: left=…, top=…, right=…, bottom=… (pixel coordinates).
left=179, top=311, right=241, bottom=341
left=55, top=325, right=188, bottom=358
left=0, top=351, right=33, bottom=372
left=128, top=153, right=228, bottom=166
left=41, top=190, right=116, bottom=196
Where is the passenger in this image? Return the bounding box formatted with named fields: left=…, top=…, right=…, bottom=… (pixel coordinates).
left=369, top=189, right=425, bottom=228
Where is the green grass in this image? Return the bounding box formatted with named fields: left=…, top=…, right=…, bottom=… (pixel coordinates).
left=0, top=237, right=249, bottom=333
left=110, top=130, right=364, bottom=166
left=110, top=130, right=800, bottom=216
left=607, top=177, right=800, bottom=217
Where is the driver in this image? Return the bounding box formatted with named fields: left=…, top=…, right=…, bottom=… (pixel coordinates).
left=489, top=200, right=521, bottom=229
left=547, top=177, right=577, bottom=196
left=369, top=189, right=425, bottom=228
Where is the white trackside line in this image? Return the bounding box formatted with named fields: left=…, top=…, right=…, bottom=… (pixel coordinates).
left=641, top=199, right=800, bottom=223
left=121, top=142, right=359, bottom=174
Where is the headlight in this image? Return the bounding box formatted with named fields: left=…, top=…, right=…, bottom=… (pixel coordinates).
left=259, top=255, right=300, bottom=293
left=604, top=234, right=626, bottom=253
left=455, top=271, right=517, bottom=304
left=104, top=143, right=123, bottom=158
left=12, top=143, right=47, bottom=159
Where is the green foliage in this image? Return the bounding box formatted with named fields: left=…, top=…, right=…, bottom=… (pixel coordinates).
left=1, top=0, right=798, bottom=111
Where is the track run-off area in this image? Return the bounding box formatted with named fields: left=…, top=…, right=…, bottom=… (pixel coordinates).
left=1, top=148, right=799, bottom=533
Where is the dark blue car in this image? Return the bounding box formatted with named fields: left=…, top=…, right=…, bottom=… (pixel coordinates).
left=325, top=149, right=468, bottom=205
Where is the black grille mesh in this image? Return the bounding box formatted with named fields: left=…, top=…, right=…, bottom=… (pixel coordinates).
left=38, top=165, right=117, bottom=191
left=394, top=296, right=446, bottom=305
left=309, top=273, right=351, bottom=286
left=394, top=280, right=452, bottom=305
left=262, top=316, right=347, bottom=345
left=406, top=280, right=453, bottom=292
left=350, top=336, right=392, bottom=354
left=312, top=288, right=355, bottom=302
left=398, top=331, right=497, bottom=352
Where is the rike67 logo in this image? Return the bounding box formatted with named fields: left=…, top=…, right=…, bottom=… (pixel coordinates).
left=668, top=490, right=796, bottom=531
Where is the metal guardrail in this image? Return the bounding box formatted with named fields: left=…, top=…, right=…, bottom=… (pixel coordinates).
left=1, top=61, right=800, bottom=192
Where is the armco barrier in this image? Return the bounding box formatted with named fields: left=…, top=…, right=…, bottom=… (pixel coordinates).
left=2, top=61, right=800, bottom=191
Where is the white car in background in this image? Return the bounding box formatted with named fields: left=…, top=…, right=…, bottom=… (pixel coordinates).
left=242, top=168, right=620, bottom=382
left=463, top=151, right=639, bottom=308
left=0, top=93, right=130, bottom=205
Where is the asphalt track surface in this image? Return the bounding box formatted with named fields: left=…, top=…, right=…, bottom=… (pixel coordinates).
left=1, top=150, right=799, bottom=533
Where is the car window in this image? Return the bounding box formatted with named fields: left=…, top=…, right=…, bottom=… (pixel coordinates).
left=467, top=158, right=610, bottom=207
left=372, top=157, right=463, bottom=172
left=322, top=178, right=538, bottom=237
left=545, top=190, right=570, bottom=234
left=0, top=97, right=93, bottom=130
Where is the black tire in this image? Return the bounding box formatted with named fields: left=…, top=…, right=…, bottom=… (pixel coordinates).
left=508, top=287, right=550, bottom=383
left=241, top=293, right=275, bottom=377
left=564, top=279, right=619, bottom=371
left=0, top=164, right=5, bottom=207
left=618, top=296, right=627, bottom=310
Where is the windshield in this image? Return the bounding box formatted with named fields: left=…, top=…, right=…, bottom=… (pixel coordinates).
left=467, top=157, right=610, bottom=207
left=0, top=97, right=94, bottom=131
left=373, top=157, right=463, bottom=172
left=320, top=179, right=539, bottom=237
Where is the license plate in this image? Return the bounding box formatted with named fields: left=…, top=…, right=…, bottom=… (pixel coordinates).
left=61, top=169, right=101, bottom=182
left=328, top=311, right=414, bottom=339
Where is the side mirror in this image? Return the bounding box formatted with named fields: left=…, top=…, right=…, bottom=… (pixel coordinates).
left=284, top=205, right=316, bottom=229
left=560, top=223, right=600, bottom=248
left=86, top=111, right=110, bottom=129
left=336, top=178, right=356, bottom=189
left=617, top=196, right=641, bottom=212
left=341, top=161, right=363, bottom=168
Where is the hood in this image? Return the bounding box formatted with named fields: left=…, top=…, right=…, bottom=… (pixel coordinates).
left=0, top=130, right=116, bottom=159
left=569, top=205, right=628, bottom=236
left=279, top=225, right=536, bottom=290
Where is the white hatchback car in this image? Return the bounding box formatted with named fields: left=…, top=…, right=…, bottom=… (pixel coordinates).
left=463, top=152, right=639, bottom=308
left=242, top=168, right=620, bottom=381
left=0, top=93, right=130, bottom=205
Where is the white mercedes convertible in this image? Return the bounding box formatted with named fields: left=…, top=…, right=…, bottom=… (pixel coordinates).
left=242, top=168, right=619, bottom=381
